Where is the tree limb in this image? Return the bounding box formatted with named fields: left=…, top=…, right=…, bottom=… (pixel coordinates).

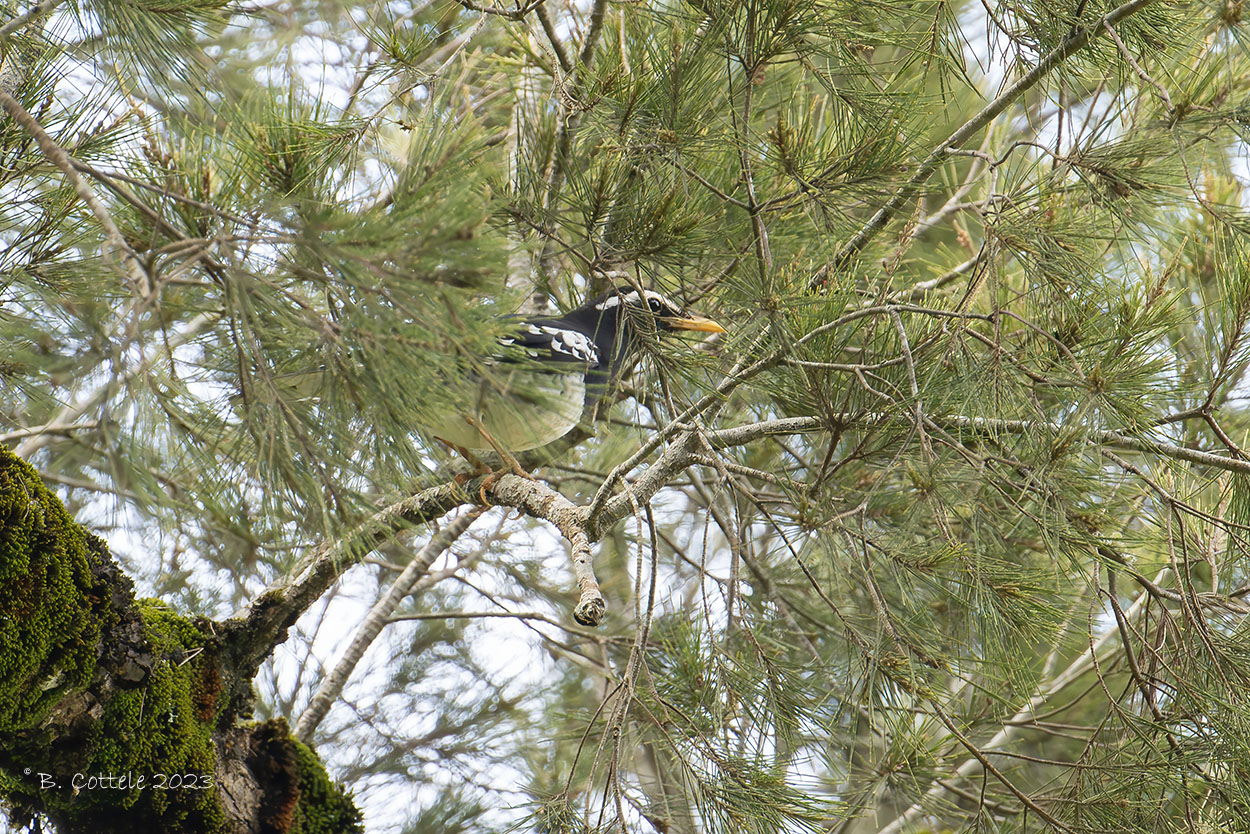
left=223, top=480, right=468, bottom=680
left=228, top=398, right=1250, bottom=657
left=0, top=0, right=61, bottom=40
left=293, top=510, right=483, bottom=743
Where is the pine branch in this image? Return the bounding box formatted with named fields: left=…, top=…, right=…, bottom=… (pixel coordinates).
left=225, top=481, right=469, bottom=679
left=874, top=576, right=1160, bottom=834
left=577, top=0, right=609, bottom=66
left=387, top=608, right=609, bottom=638
left=482, top=473, right=607, bottom=625
left=231, top=459, right=612, bottom=668
left=1102, top=18, right=1173, bottom=113
left=0, top=0, right=60, bottom=40
left=450, top=0, right=546, bottom=19
left=14, top=312, right=220, bottom=458
left=0, top=88, right=153, bottom=299
left=815, top=0, right=1162, bottom=286
left=700, top=413, right=1250, bottom=479
left=0, top=419, right=98, bottom=444
left=730, top=57, right=772, bottom=284
left=535, top=0, right=571, bottom=72
left=533, top=0, right=611, bottom=286
left=891, top=251, right=985, bottom=301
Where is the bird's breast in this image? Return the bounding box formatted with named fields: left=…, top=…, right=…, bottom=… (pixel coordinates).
left=419, top=369, right=586, bottom=452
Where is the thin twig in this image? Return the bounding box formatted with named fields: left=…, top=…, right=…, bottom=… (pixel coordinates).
left=1103, top=19, right=1173, bottom=112
left=14, top=312, right=220, bottom=459
left=0, top=0, right=62, bottom=40
left=892, top=250, right=985, bottom=301
left=450, top=0, right=545, bottom=19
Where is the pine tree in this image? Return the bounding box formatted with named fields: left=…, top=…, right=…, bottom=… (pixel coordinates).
left=4, top=0, right=1250, bottom=830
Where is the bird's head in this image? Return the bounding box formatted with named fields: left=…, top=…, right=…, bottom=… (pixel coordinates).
left=589, top=285, right=726, bottom=336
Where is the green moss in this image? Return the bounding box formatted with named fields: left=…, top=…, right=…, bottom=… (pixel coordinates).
left=0, top=449, right=228, bottom=829
left=0, top=446, right=111, bottom=730
left=290, top=736, right=364, bottom=834
left=242, top=719, right=362, bottom=834
left=0, top=598, right=229, bottom=830
left=73, top=601, right=227, bottom=830
left=137, top=599, right=212, bottom=654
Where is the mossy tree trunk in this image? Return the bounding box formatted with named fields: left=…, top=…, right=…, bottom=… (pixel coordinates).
left=0, top=446, right=361, bottom=834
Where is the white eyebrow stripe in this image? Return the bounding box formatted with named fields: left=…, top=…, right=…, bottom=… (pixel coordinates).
left=594, top=290, right=673, bottom=311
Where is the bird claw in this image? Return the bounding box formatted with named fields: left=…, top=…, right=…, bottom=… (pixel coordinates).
left=477, top=466, right=536, bottom=506
left=478, top=471, right=502, bottom=505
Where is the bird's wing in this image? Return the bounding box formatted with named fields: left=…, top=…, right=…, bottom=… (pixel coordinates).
left=497, top=317, right=602, bottom=369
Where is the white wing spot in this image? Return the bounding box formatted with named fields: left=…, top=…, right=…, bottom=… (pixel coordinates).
left=540, top=326, right=598, bottom=363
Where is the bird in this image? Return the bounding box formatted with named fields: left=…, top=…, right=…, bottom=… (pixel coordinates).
left=418, top=285, right=725, bottom=461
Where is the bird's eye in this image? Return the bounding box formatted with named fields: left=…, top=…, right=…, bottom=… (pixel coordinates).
left=648, top=298, right=664, bottom=313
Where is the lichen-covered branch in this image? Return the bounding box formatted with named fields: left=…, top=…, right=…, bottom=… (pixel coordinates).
left=484, top=473, right=607, bottom=626
left=293, top=510, right=483, bottom=743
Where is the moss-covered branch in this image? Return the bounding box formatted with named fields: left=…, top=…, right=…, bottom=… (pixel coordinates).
left=0, top=446, right=361, bottom=833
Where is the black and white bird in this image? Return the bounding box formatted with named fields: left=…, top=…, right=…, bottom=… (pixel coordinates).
left=419, top=286, right=725, bottom=454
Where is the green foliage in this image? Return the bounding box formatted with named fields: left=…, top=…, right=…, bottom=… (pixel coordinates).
left=74, top=0, right=232, bottom=82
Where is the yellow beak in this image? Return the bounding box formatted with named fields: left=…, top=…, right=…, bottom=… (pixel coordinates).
left=664, top=314, right=727, bottom=334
